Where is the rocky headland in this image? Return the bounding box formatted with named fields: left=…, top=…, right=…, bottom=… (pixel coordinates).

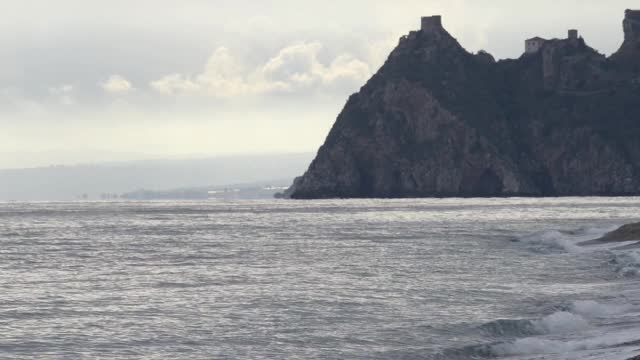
left=284, top=10, right=640, bottom=199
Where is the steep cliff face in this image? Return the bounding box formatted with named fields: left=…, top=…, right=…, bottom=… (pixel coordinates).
left=623, top=9, right=640, bottom=42
left=613, top=9, right=640, bottom=71
left=286, top=11, right=640, bottom=199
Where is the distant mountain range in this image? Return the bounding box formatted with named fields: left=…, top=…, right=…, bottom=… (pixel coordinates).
left=0, top=153, right=313, bottom=201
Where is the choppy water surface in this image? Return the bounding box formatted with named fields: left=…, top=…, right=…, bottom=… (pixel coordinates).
left=1, top=198, right=639, bottom=359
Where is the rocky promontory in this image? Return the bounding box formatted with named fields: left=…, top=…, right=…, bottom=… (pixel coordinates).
left=285, top=11, right=640, bottom=199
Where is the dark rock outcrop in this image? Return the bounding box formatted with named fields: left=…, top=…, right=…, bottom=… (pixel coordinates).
left=612, top=10, right=640, bottom=72
left=596, top=222, right=640, bottom=243
left=623, top=9, right=640, bottom=43
left=286, top=11, right=640, bottom=199
left=580, top=222, right=640, bottom=247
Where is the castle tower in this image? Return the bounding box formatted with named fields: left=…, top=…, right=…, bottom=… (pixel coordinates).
left=568, top=29, right=578, bottom=40
left=421, top=16, right=442, bottom=32
left=525, top=37, right=546, bottom=54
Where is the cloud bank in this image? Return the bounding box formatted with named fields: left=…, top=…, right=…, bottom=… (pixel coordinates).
left=151, top=43, right=372, bottom=98
left=1, top=0, right=638, bottom=168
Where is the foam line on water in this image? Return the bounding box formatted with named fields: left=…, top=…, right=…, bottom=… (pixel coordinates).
left=515, top=225, right=619, bottom=254
left=480, top=310, right=592, bottom=338
left=491, top=223, right=640, bottom=358
left=571, top=300, right=636, bottom=318
left=491, top=328, right=640, bottom=356
left=531, top=311, right=589, bottom=334
left=611, top=249, right=640, bottom=277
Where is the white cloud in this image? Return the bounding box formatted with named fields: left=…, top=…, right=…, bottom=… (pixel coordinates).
left=100, top=75, right=134, bottom=94
left=322, top=55, right=372, bottom=90
left=261, top=42, right=324, bottom=86
left=150, top=74, right=199, bottom=96
left=150, top=43, right=372, bottom=99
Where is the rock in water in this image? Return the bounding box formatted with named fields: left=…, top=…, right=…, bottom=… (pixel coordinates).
left=587, top=222, right=640, bottom=244
left=286, top=11, right=640, bottom=199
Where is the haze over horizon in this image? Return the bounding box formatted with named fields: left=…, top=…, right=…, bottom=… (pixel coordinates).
left=2, top=0, right=638, bottom=168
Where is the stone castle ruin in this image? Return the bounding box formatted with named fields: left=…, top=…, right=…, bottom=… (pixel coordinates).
left=418, top=16, right=584, bottom=56
left=412, top=10, right=640, bottom=94
left=525, top=29, right=580, bottom=54
left=568, top=29, right=578, bottom=40
left=421, top=16, right=442, bottom=32
left=525, top=37, right=546, bottom=54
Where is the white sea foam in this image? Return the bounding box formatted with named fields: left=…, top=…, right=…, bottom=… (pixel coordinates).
left=571, top=300, right=634, bottom=318
left=492, top=328, right=640, bottom=356
left=613, top=249, right=640, bottom=277
left=498, top=223, right=640, bottom=359
left=516, top=230, right=584, bottom=253
left=516, top=224, right=640, bottom=267
left=531, top=311, right=589, bottom=334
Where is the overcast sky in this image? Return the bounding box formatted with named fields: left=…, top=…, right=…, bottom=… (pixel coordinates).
left=1, top=0, right=637, bottom=168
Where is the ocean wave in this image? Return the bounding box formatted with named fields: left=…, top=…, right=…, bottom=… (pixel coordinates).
left=611, top=249, right=640, bottom=277
left=437, top=223, right=640, bottom=360
left=515, top=230, right=583, bottom=253
left=429, top=343, right=495, bottom=360
left=479, top=311, right=589, bottom=339
left=514, top=225, right=617, bottom=254
left=491, top=328, right=640, bottom=357
left=435, top=315, right=639, bottom=360
left=532, top=311, right=590, bottom=334
left=490, top=223, right=640, bottom=359
left=478, top=318, right=541, bottom=337
left=571, top=299, right=635, bottom=318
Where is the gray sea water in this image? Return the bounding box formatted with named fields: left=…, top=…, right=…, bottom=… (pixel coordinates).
left=1, top=198, right=640, bottom=359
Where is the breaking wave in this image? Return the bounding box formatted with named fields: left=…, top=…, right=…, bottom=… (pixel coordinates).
left=515, top=224, right=640, bottom=279
left=532, top=311, right=589, bottom=333
left=479, top=319, right=541, bottom=337
left=491, top=329, right=640, bottom=357
left=480, top=311, right=589, bottom=338
left=610, top=249, right=640, bottom=277
left=473, top=223, right=640, bottom=359
left=469, top=300, right=640, bottom=359
left=571, top=299, right=635, bottom=318
left=514, top=230, right=582, bottom=253
left=428, top=343, right=495, bottom=360
left=513, top=225, right=618, bottom=253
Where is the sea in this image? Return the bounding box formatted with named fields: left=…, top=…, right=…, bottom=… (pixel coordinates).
left=0, top=197, right=639, bottom=360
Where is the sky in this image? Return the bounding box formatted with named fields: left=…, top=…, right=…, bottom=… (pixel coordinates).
left=1, top=0, right=637, bottom=169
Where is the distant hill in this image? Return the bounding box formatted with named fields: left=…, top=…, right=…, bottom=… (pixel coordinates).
left=0, top=153, right=313, bottom=201
left=286, top=11, right=640, bottom=199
